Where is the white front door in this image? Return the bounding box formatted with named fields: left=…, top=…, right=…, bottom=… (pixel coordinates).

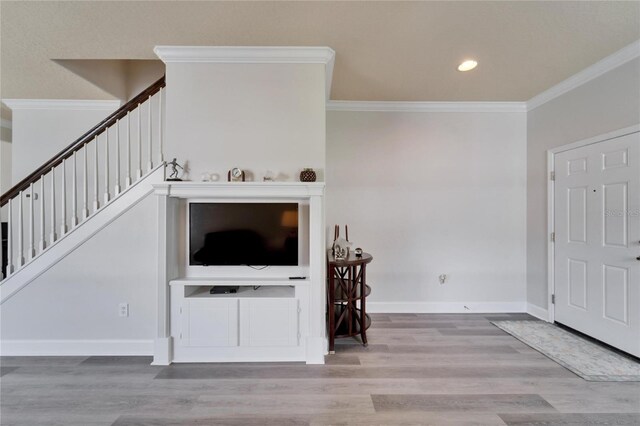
left=554, top=131, right=640, bottom=357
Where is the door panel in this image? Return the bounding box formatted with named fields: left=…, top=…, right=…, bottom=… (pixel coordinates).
left=554, top=131, right=639, bottom=357
left=603, top=264, right=629, bottom=325
left=568, top=157, right=588, bottom=175
left=568, top=259, right=588, bottom=310
left=602, top=148, right=628, bottom=169
left=603, top=182, right=628, bottom=247
left=181, top=298, right=239, bottom=347
left=568, top=187, right=588, bottom=243
left=239, top=298, right=299, bottom=347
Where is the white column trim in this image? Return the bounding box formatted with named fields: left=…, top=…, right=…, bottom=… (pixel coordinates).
left=154, top=46, right=335, bottom=100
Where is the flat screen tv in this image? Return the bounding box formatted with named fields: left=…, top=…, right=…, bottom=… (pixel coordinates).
left=189, top=203, right=299, bottom=266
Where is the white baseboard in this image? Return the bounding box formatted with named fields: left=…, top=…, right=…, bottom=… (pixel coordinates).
left=0, top=339, right=154, bottom=356
left=526, top=303, right=549, bottom=321
left=151, top=337, right=172, bottom=365
left=367, top=301, right=526, bottom=314
left=305, top=336, right=326, bottom=364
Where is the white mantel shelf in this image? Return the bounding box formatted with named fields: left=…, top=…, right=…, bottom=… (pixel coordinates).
left=170, top=277, right=311, bottom=286
left=153, top=181, right=325, bottom=198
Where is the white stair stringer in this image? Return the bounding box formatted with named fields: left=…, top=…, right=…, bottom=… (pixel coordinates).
left=0, top=165, right=165, bottom=304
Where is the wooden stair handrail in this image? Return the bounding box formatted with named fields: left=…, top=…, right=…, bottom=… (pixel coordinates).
left=0, top=76, right=166, bottom=207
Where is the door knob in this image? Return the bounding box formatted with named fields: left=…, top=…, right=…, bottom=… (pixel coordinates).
left=637, top=256, right=640, bottom=261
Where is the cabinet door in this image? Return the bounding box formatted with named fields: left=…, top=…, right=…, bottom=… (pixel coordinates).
left=239, top=299, right=299, bottom=347
left=181, top=299, right=239, bottom=347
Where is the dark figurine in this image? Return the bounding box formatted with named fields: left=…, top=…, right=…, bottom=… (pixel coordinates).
left=166, top=158, right=183, bottom=181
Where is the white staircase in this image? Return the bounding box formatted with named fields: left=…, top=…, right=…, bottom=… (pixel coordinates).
left=0, top=78, right=166, bottom=303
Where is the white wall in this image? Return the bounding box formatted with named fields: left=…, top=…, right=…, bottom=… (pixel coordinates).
left=7, top=102, right=119, bottom=183
left=164, top=63, right=326, bottom=182
left=326, top=110, right=527, bottom=311
left=0, top=194, right=158, bottom=353
left=527, top=58, right=640, bottom=310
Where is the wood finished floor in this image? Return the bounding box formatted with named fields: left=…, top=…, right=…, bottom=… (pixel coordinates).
left=1, top=313, right=639, bottom=425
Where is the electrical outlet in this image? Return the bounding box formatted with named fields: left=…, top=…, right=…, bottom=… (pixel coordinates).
left=118, top=303, right=129, bottom=317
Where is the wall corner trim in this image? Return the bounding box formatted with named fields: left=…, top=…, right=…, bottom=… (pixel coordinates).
left=1, top=99, right=121, bottom=111
left=326, top=101, right=527, bottom=113
left=527, top=39, right=640, bottom=111
left=526, top=303, right=549, bottom=321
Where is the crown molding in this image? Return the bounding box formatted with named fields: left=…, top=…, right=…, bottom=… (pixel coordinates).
left=154, top=46, right=335, bottom=100
left=0, top=118, right=11, bottom=129
left=326, top=101, right=527, bottom=113
left=527, top=39, right=640, bottom=111
left=154, top=46, right=335, bottom=64
left=2, top=99, right=121, bottom=111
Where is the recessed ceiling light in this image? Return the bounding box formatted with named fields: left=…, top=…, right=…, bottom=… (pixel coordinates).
left=458, top=60, right=478, bottom=72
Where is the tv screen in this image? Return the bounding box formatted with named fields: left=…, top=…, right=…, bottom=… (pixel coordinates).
left=189, top=203, right=299, bottom=266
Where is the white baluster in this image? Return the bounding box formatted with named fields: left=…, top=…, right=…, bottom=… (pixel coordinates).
left=17, top=193, right=24, bottom=267
left=28, top=183, right=35, bottom=260
left=126, top=111, right=132, bottom=187
left=115, top=120, right=121, bottom=195
left=137, top=105, right=142, bottom=179
left=147, top=96, right=153, bottom=171
left=72, top=151, right=78, bottom=227
left=93, top=137, right=99, bottom=212
left=39, top=177, right=45, bottom=251
left=7, top=198, right=14, bottom=275
left=50, top=167, right=56, bottom=244
left=158, top=88, right=163, bottom=164
left=60, top=159, right=67, bottom=236
left=104, top=129, right=110, bottom=204
left=83, top=146, right=89, bottom=220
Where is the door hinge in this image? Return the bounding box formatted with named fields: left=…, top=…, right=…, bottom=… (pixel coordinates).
left=179, top=332, right=183, bottom=340
left=550, top=171, right=555, bottom=181
left=551, top=294, right=555, bottom=305
left=179, top=307, right=182, bottom=314
left=551, top=232, right=555, bottom=242
left=297, top=306, right=302, bottom=314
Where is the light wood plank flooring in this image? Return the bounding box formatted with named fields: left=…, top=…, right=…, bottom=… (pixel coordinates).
left=1, top=313, right=639, bottom=425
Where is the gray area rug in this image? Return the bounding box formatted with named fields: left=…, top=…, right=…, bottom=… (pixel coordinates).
left=492, top=320, right=640, bottom=381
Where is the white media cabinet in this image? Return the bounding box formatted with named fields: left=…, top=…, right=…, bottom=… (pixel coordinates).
left=152, top=182, right=326, bottom=365
left=170, top=278, right=310, bottom=362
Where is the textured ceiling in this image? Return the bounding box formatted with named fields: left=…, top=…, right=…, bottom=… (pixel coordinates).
left=1, top=1, right=639, bottom=105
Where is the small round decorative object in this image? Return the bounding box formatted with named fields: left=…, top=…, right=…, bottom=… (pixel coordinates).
left=228, top=167, right=245, bottom=182
left=355, top=247, right=363, bottom=257
left=300, top=168, right=317, bottom=182
left=231, top=168, right=243, bottom=178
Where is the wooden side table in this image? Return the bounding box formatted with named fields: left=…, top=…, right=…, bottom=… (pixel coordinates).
left=327, top=251, right=373, bottom=353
